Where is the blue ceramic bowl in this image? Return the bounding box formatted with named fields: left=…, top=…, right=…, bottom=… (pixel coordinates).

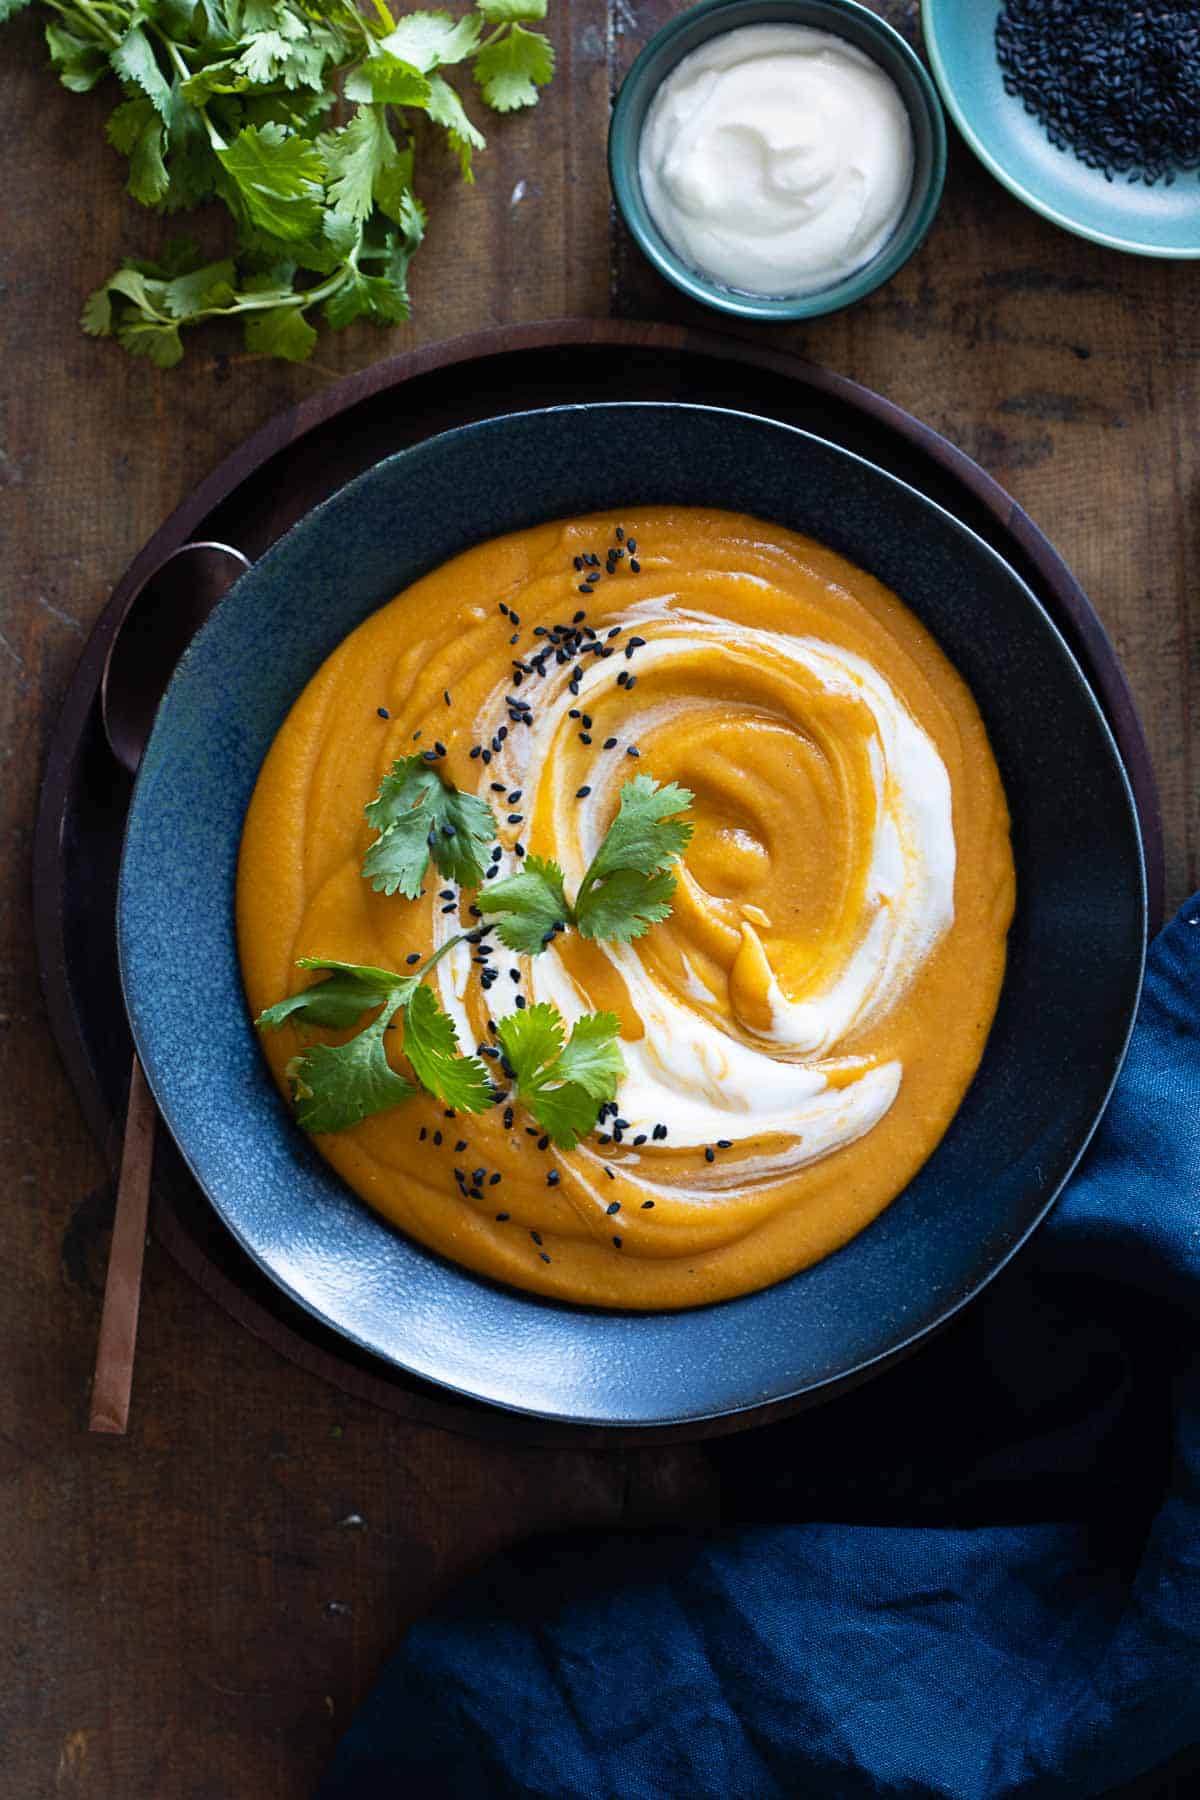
left=923, top=0, right=1200, bottom=258
left=118, top=404, right=1145, bottom=1428
left=608, top=0, right=948, bottom=320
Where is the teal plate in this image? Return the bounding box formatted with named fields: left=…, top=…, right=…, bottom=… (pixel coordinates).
left=923, top=0, right=1200, bottom=258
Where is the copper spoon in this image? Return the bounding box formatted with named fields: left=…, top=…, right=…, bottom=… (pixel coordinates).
left=90, top=542, right=251, bottom=1434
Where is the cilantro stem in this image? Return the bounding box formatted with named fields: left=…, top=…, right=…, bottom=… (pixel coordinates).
left=43, top=0, right=122, bottom=46
left=367, top=0, right=396, bottom=33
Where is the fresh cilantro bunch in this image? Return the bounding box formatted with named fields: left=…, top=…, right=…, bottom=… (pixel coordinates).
left=481, top=775, right=695, bottom=952
left=2, top=0, right=555, bottom=365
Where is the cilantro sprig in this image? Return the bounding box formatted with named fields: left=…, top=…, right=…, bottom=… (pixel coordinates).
left=496, top=1003, right=625, bottom=1148
left=7, top=0, right=555, bottom=365
left=362, top=754, right=497, bottom=896
left=258, top=943, right=623, bottom=1140
left=258, top=939, right=493, bottom=1131
left=482, top=775, right=694, bottom=953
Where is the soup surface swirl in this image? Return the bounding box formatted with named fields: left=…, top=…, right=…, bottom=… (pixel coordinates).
left=238, top=508, right=1015, bottom=1309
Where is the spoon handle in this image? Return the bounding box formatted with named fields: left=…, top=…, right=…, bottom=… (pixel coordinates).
left=89, top=1056, right=155, bottom=1434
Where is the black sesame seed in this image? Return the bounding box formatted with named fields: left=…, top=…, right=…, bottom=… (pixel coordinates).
left=627, top=746, right=640, bottom=758
left=503, top=1106, right=514, bottom=1129
left=576, top=785, right=591, bottom=798
left=612, top=1236, right=622, bottom=1249
left=546, top=1170, right=560, bottom=1187
left=441, top=902, right=457, bottom=914
left=604, top=1166, right=615, bottom=1179
left=472, top=1167, right=485, bottom=1184
left=509, top=612, right=521, bottom=626
left=514, top=843, right=526, bottom=859
left=705, top=1146, right=715, bottom=1163
left=432, top=1131, right=442, bottom=1146
left=641, top=1200, right=655, bottom=1209
left=606, top=1200, right=620, bottom=1216
left=626, top=676, right=637, bottom=691
left=573, top=609, right=586, bottom=623
left=515, top=994, right=526, bottom=1009
left=499, top=602, right=510, bottom=616
left=376, top=706, right=390, bottom=719
left=443, top=690, right=452, bottom=706
left=496, top=1212, right=510, bottom=1221
left=537, top=1134, right=549, bottom=1151
left=539, top=1252, right=551, bottom=1264
left=607, top=626, right=621, bottom=639
left=419, top=1126, right=427, bottom=1141
left=469, top=745, right=481, bottom=759
left=422, top=748, right=439, bottom=762
left=633, top=1134, right=647, bottom=1146
left=455, top=1139, right=468, bottom=1152
left=508, top=790, right=522, bottom=803
left=629, top=559, right=641, bottom=573
left=615, top=526, right=624, bottom=541
left=406, top=952, right=421, bottom=965
left=603, top=737, right=618, bottom=749
left=531, top=1229, right=543, bottom=1243
left=439, top=888, right=455, bottom=900
left=717, top=1139, right=733, bottom=1149
left=573, top=556, right=583, bottom=571
left=481, top=750, right=491, bottom=764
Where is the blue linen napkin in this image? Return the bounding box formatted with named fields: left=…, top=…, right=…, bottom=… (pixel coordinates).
left=319, top=899, right=1200, bottom=1800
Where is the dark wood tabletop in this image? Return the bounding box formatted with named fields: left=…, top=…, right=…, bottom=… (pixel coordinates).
left=3, top=1, right=1197, bottom=1794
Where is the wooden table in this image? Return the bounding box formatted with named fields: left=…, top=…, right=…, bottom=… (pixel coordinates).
left=3, top=2, right=1196, bottom=1793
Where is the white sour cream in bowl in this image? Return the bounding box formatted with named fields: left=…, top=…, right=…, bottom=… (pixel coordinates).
left=637, top=23, right=915, bottom=298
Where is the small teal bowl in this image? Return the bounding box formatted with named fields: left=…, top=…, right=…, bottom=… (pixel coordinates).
left=608, top=0, right=948, bottom=320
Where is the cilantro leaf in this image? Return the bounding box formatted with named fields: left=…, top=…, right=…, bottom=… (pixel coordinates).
left=111, top=24, right=173, bottom=117
left=344, top=51, right=433, bottom=107
left=318, top=105, right=395, bottom=222
left=287, top=1002, right=417, bottom=1134
left=402, top=983, right=494, bottom=1112
left=482, top=856, right=569, bottom=954
left=363, top=756, right=497, bottom=896
left=244, top=302, right=318, bottom=361
left=482, top=777, right=693, bottom=951
left=379, top=11, right=484, bottom=72
left=546, top=1009, right=627, bottom=1096
left=257, top=958, right=407, bottom=1030
left=217, top=123, right=326, bottom=241
left=576, top=866, right=677, bottom=944
left=496, top=1003, right=625, bottom=1149
left=474, top=22, right=554, bottom=112
left=425, top=75, right=485, bottom=181
left=583, top=775, right=694, bottom=881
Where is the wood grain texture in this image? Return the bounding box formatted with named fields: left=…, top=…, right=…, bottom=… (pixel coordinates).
left=1, top=0, right=1196, bottom=1794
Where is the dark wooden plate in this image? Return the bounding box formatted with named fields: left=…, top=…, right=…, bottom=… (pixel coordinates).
left=34, top=319, right=1164, bottom=1448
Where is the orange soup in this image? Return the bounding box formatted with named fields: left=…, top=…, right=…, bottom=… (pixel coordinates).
left=238, top=509, right=1014, bottom=1309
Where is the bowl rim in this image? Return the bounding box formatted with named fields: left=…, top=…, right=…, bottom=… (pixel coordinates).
left=921, top=0, right=1200, bottom=261
left=117, top=400, right=1147, bottom=1427
left=608, top=0, right=949, bottom=319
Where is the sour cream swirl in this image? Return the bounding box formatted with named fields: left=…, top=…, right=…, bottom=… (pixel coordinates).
left=435, top=589, right=955, bottom=1204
